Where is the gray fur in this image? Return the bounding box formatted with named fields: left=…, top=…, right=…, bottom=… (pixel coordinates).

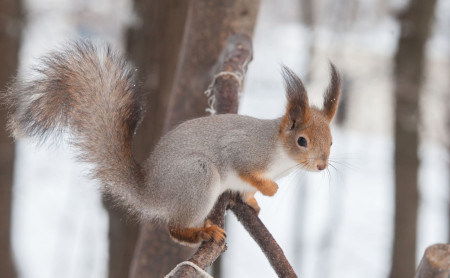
left=145, top=115, right=281, bottom=226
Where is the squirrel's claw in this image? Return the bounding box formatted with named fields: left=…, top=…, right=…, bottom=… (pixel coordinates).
left=200, top=222, right=226, bottom=243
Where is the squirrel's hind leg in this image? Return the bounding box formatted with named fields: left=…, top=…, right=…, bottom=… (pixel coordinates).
left=165, top=155, right=224, bottom=245
left=242, top=191, right=260, bottom=214
left=168, top=220, right=226, bottom=245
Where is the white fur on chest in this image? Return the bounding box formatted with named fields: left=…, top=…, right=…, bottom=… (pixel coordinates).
left=219, top=144, right=298, bottom=193
left=265, top=144, right=299, bottom=180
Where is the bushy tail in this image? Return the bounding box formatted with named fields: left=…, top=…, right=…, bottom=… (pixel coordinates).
left=6, top=41, right=146, bottom=209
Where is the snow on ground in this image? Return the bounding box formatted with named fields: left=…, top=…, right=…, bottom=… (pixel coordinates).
left=10, top=0, right=449, bottom=277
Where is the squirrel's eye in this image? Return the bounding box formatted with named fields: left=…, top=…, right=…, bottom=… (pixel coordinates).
left=297, top=137, right=307, bottom=147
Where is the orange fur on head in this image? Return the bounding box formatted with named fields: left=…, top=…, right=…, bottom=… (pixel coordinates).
left=281, top=65, right=310, bottom=130
left=278, top=64, right=341, bottom=172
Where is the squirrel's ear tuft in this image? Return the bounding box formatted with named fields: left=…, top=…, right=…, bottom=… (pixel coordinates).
left=281, top=65, right=310, bottom=129
left=322, top=62, right=341, bottom=122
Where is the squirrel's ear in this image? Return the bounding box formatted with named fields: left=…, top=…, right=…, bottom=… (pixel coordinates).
left=322, top=62, right=341, bottom=122
left=282, top=65, right=310, bottom=129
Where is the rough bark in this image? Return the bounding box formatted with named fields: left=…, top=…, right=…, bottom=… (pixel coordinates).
left=129, top=1, right=260, bottom=277
left=208, top=33, right=253, bottom=115
left=0, top=0, right=22, bottom=276
left=390, top=1, right=437, bottom=278
left=414, top=244, right=450, bottom=278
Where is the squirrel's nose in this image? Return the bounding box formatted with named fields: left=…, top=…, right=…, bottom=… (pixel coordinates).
left=317, top=163, right=326, bottom=171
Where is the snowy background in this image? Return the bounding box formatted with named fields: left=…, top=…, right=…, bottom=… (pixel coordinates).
left=10, top=0, right=450, bottom=277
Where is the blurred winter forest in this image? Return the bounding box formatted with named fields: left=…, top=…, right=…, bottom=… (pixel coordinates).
left=0, top=0, right=449, bottom=277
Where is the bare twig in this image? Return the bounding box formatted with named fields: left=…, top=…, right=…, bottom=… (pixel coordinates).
left=230, top=196, right=297, bottom=278
left=167, top=33, right=297, bottom=278
left=414, top=244, right=450, bottom=278
left=205, top=33, right=252, bottom=114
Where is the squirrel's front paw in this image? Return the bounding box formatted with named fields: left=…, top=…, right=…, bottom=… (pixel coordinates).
left=200, top=220, right=226, bottom=243
left=259, top=180, right=278, bottom=196
left=240, top=172, right=279, bottom=197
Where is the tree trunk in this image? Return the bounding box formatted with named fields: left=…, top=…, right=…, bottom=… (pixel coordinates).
left=448, top=48, right=450, bottom=246
left=164, top=0, right=261, bottom=127
left=129, top=1, right=260, bottom=277
left=103, top=1, right=192, bottom=278
left=103, top=198, right=141, bottom=278
left=390, top=1, right=437, bottom=278
left=126, top=1, right=194, bottom=277
left=0, top=0, right=22, bottom=276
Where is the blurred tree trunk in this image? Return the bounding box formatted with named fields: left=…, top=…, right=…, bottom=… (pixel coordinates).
left=128, top=0, right=190, bottom=162
left=103, top=198, right=141, bottom=278
left=447, top=20, right=450, bottom=245
left=448, top=35, right=450, bottom=246
left=390, top=1, right=437, bottom=278
left=163, top=0, right=260, bottom=126
left=126, top=1, right=193, bottom=277
left=300, top=0, right=315, bottom=81
left=0, top=0, right=22, bottom=277
left=128, top=1, right=260, bottom=277
left=104, top=1, right=191, bottom=278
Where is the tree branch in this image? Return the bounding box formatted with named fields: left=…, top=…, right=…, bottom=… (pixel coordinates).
left=166, top=33, right=297, bottom=278
left=208, top=33, right=253, bottom=114
left=230, top=196, right=297, bottom=278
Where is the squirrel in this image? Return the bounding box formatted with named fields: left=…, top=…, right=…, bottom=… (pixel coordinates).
left=5, top=41, right=341, bottom=245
